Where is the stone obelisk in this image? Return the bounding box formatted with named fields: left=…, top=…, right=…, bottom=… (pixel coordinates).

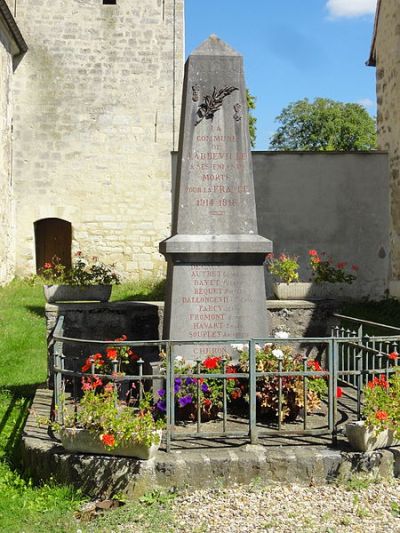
left=160, top=35, right=272, bottom=359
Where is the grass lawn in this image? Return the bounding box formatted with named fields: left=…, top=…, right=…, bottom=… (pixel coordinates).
left=0, top=278, right=171, bottom=532
left=0, top=279, right=399, bottom=531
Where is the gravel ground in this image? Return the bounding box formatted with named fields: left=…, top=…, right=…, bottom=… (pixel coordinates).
left=169, top=480, right=400, bottom=533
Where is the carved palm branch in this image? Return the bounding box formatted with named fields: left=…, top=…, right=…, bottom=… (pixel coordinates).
left=195, top=86, right=239, bottom=125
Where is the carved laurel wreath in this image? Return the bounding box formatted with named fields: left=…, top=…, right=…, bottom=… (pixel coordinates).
left=195, top=86, right=238, bottom=125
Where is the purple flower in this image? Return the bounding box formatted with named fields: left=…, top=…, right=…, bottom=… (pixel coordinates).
left=157, top=388, right=166, bottom=397
left=174, top=378, right=182, bottom=393
left=201, top=383, right=209, bottom=393
left=185, top=377, right=195, bottom=385
left=178, top=394, right=193, bottom=407
left=156, top=400, right=166, bottom=412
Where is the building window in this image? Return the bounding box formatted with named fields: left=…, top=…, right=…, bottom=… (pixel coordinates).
left=103, top=0, right=117, bottom=4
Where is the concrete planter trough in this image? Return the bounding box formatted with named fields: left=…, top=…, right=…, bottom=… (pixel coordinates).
left=44, top=284, right=112, bottom=303
left=59, top=428, right=162, bottom=460
left=272, top=282, right=349, bottom=300
left=345, top=421, right=400, bottom=452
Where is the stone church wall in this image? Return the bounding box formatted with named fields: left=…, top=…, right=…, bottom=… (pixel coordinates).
left=372, top=0, right=400, bottom=294
left=0, top=0, right=27, bottom=285
left=0, top=29, right=14, bottom=285
left=11, top=0, right=184, bottom=279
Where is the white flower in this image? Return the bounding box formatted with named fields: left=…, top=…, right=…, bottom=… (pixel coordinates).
left=231, top=343, right=248, bottom=352
left=274, top=331, right=289, bottom=339
left=175, top=355, right=183, bottom=362
left=272, top=349, right=284, bottom=359
left=255, top=344, right=263, bottom=352
left=264, top=343, right=273, bottom=349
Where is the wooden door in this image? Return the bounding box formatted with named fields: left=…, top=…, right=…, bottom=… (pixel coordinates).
left=35, top=218, right=72, bottom=272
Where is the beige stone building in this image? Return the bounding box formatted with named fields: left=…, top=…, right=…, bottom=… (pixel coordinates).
left=0, top=0, right=184, bottom=283
left=0, top=0, right=27, bottom=285
left=368, top=0, right=400, bottom=295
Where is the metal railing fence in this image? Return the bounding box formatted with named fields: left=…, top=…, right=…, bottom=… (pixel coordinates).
left=51, top=314, right=400, bottom=451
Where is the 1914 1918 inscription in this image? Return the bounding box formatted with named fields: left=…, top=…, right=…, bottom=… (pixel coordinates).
left=160, top=35, right=272, bottom=360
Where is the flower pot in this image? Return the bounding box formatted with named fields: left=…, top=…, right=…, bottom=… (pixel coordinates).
left=59, top=428, right=162, bottom=460
left=345, top=421, right=400, bottom=452
left=272, top=282, right=349, bottom=300
left=44, top=284, right=112, bottom=303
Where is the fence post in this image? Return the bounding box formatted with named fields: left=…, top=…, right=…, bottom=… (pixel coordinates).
left=249, top=339, right=258, bottom=445
left=330, top=338, right=338, bottom=446
left=356, top=350, right=363, bottom=420
left=166, top=343, right=173, bottom=453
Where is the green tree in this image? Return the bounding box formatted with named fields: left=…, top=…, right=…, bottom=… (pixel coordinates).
left=269, top=97, right=377, bottom=151
left=247, top=89, right=257, bottom=148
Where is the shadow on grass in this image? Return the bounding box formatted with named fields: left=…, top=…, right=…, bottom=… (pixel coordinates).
left=0, top=383, right=45, bottom=468
left=25, top=305, right=46, bottom=318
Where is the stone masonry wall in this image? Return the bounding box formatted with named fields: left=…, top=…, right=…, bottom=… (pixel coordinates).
left=11, top=0, right=184, bottom=279
left=0, top=20, right=15, bottom=285
left=374, top=0, right=400, bottom=283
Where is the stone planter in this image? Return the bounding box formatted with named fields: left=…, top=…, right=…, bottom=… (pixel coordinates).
left=59, top=428, right=162, bottom=460
left=44, top=284, right=112, bottom=303
left=345, top=421, right=400, bottom=452
left=272, top=282, right=348, bottom=300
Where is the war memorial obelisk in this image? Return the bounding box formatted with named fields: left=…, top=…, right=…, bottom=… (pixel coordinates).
left=160, top=35, right=272, bottom=358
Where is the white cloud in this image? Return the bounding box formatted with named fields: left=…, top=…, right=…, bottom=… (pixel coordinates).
left=327, top=0, right=377, bottom=19
left=357, top=98, right=374, bottom=108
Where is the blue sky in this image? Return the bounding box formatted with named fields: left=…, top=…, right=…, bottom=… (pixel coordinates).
left=185, top=0, right=377, bottom=150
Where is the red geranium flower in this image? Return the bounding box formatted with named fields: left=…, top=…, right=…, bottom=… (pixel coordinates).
left=44, top=262, right=52, bottom=269
left=308, top=249, right=318, bottom=256
left=81, top=358, right=92, bottom=373
left=226, top=366, right=237, bottom=381
left=307, top=360, right=322, bottom=372
left=336, top=387, right=343, bottom=398
left=101, top=433, right=115, bottom=447
left=106, top=348, right=118, bottom=361
left=388, top=352, right=399, bottom=360
left=375, top=410, right=389, bottom=421
left=203, top=356, right=221, bottom=370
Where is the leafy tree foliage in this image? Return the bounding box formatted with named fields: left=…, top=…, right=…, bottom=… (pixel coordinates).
left=247, top=90, right=257, bottom=148
left=269, top=97, right=377, bottom=151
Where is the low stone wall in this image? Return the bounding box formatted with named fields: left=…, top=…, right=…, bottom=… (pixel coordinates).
left=22, top=389, right=400, bottom=499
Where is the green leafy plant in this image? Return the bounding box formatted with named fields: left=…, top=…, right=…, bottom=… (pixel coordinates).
left=362, top=365, right=400, bottom=438
left=38, top=252, right=121, bottom=286
left=236, top=344, right=328, bottom=421
left=308, top=249, right=358, bottom=284
left=265, top=252, right=299, bottom=284
left=43, top=384, right=164, bottom=450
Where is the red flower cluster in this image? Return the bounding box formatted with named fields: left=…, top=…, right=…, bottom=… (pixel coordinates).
left=367, top=375, right=389, bottom=389
left=101, top=433, right=116, bottom=447
left=388, top=352, right=399, bottom=361
left=82, top=353, right=104, bottom=373
left=307, top=359, right=322, bottom=372
left=106, top=348, right=118, bottom=361
left=226, top=365, right=238, bottom=381
left=81, top=376, right=103, bottom=391
left=375, top=410, right=389, bottom=421
left=203, top=356, right=221, bottom=370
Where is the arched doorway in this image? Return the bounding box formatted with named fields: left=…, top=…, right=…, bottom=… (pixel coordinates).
left=34, top=218, right=72, bottom=272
